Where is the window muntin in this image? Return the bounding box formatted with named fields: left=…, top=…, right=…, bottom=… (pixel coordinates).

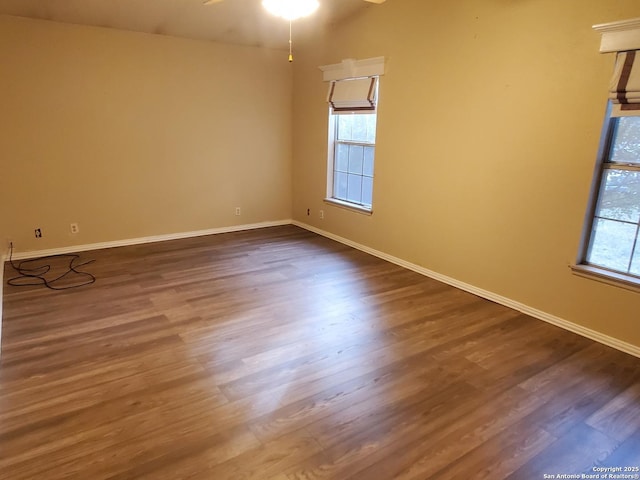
left=584, top=114, right=640, bottom=277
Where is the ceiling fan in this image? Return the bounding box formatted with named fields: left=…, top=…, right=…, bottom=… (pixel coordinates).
left=203, top=0, right=387, bottom=61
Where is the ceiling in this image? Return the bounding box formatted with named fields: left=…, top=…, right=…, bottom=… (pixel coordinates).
left=0, top=0, right=374, bottom=49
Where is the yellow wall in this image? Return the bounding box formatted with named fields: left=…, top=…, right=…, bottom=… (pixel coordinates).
left=292, top=0, right=640, bottom=348
left=0, top=15, right=292, bottom=253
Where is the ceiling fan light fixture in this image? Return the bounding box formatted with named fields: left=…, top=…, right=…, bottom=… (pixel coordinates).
left=261, top=0, right=319, bottom=21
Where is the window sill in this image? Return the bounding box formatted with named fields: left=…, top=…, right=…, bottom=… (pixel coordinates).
left=324, top=198, right=373, bottom=215
left=570, top=264, right=640, bottom=293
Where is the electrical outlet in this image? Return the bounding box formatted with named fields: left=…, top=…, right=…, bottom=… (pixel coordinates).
left=70, top=223, right=79, bottom=234
left=235, top=207, right=241, bottom=216
left=307, top=208, right=310, bottom=216
left=35, top=228, right=42, bottom=238
left=319, top=210, right=324, bottom=220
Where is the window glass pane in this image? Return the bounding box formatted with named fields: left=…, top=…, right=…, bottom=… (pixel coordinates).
left=587, top=218, right=636, bottom=273
left=351, top=115, right=368, bottom=142
left=363, top=146, right=375, bottom=177
left=347, top=174, right=362, bottom=204
left=337, top=113, right=378, bottom=143
left=362, top=176, right=373, bottom=207
left=348, top=145, right=364, bottom=174
left=335, top=143, right=349, bottom=172
left=365, top=114, right=377, bottom=143
left=594, top=170, right=640, bottom=223
left=610, top=117, right=640, bottom=165
left=337, top=115, right=353, bottom=142
left=334, top=172, right=348, bottom=200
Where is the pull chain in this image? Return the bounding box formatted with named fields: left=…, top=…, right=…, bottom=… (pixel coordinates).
left=288, top=20, right=293, bottom=62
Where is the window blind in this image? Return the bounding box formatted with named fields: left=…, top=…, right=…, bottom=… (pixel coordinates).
left=609, top=50, right=640, bottom=114
left=327, top=77, right=378, bottom=112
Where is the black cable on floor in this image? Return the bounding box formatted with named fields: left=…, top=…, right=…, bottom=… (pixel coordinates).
left=7, top=242, right=96, bottom=290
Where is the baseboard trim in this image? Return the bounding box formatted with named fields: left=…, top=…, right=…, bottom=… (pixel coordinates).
left=293, top=221, right=640, bottom=359
left=7, top=220, right=293, bottom=261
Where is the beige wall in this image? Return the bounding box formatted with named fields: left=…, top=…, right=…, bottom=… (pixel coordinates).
left=0, top=15, right=292, bottom=253
left=292, top=0, right=640, bottom=348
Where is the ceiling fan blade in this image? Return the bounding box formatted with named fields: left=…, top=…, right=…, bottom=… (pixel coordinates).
left=203, top=0, right=225, bottom=5
left=363, top=0, right=386, bottom=3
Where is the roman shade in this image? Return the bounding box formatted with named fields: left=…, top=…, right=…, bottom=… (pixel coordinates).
left=609, top=50, right=640, bottom=114
left=327, top=77, right=378, bottom=113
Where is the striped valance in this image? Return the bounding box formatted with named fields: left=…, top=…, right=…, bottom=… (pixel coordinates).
left=610, top=50, right=640, bottom=114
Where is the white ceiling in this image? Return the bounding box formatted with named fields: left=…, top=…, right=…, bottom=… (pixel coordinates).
left=0, top=0, right=375, bottom=49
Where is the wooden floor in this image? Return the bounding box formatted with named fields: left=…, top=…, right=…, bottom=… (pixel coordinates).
left=1, top=225, right=640, bottom=480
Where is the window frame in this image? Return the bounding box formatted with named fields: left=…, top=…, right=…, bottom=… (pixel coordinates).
left=325, top=109, right=377, bottom=214
left=577, top=18, right=640, bottom=291
left=573, top=102, right=640, bottom=291
left=319, top=57, right=385, bottom=215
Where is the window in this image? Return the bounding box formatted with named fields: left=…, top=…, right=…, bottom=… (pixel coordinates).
left=584, top=112, right=640, bottom=277
left=326, top=77, right=379, bottom=212
left=329, top=112, right=377, bottom=209
left=576, top=48, right=640, bottom=288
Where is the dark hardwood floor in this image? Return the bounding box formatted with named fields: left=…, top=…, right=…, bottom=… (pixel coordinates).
left=1, top=225, right=640, bottom=479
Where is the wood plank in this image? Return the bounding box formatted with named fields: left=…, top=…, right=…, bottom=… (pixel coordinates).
left=586, top=382, right=640, bottom=442
left=506, top=424, right=620, bottom=479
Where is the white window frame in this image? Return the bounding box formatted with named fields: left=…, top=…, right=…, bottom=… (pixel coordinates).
left=319, top=57, right=385, bottom=215
left=326, top=97, right=378, bottom=213
left=572, top=18, right=640, bottom=291
left=574, top=106, right=640, bottom=290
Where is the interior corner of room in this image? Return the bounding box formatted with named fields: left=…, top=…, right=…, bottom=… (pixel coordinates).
left=1, top=2, right=640, bottom=356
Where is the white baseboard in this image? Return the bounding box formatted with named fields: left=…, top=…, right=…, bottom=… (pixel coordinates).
left=293, top=221, right=640, bottom=359
left=6, top=220, right=292, bottom=261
